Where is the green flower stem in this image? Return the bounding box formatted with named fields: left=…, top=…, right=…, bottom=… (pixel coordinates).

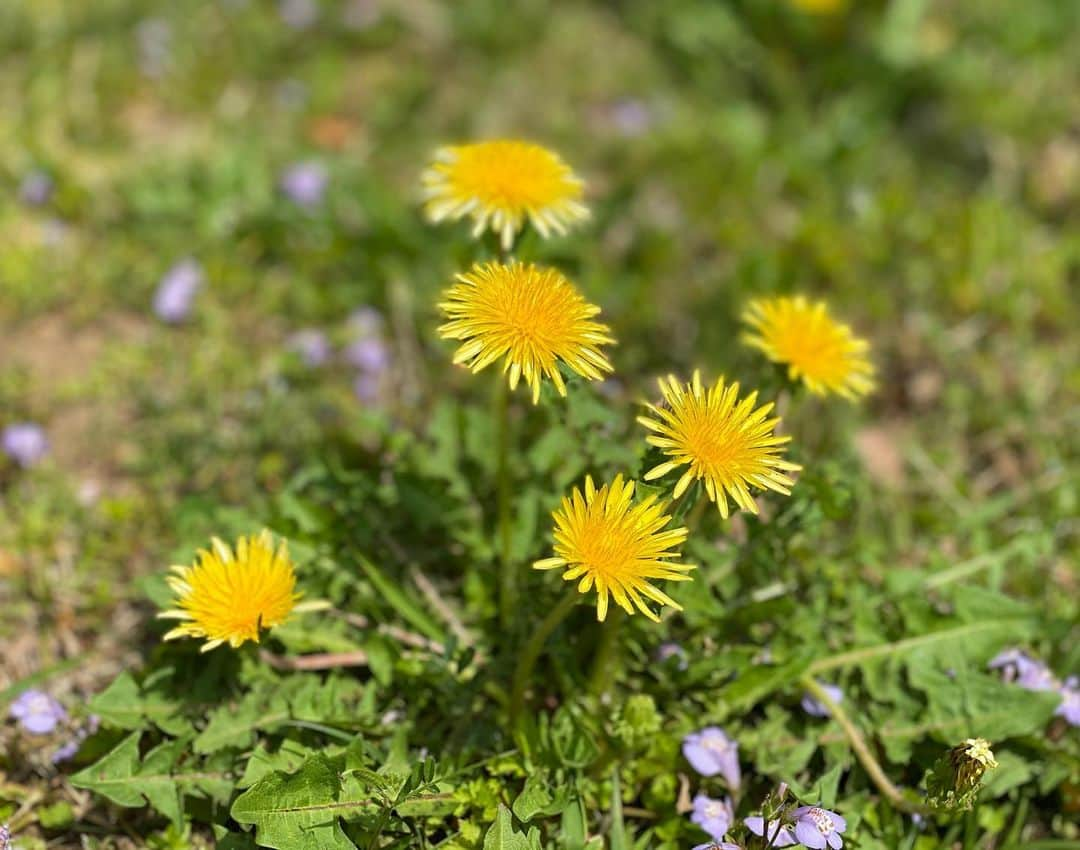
left=494, top=374, right=515, bottom=630
left=509, top=589, right=580, bottom=726
left=589, top=606, right=625, bottom=697
left=799, top=675, right=928, bottom=815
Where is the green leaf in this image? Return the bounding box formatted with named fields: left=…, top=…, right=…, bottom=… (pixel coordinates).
left=482, top=805, right=534, bottom=850
left=512, top=775, right=553, bottom=823
left=87, top=673, right=145, bottom=730
left=70, top=733, right=231, bottom=829
left=608, top=767, right=628, bottom=850
left=231, top=754, right=370, bottom=850
left=905, top=652, right=1060, bottom=742
left=87, top=671, right=185, bottom=735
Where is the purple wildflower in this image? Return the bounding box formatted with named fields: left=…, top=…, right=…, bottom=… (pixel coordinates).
left=19, top=170, right=53, bottom=206
left=693, top=843, right=742, bottom=850
left=609, top=98, right=652, bottom=137
left=51, top=738, right=81, bottom=764
left=988, top=649, right=1058, bottom=692
left=0, top=824, right=9, bottom=850
left=153, top=259, right=203, bottom=324
left=1056, top=677, right=1080, bottom=727
left=744, top=817, right=796, bottom=847
left=9, top=690, right=67, bottom=735
left=288, top=329, right=331, bottom=367
left=279, top=0, right=318, bottom=29
left=280, top=162, right=328, bottom=208
left=790, top=806, right=847, bottom=850
left=801, top=682, right=843, bottom=718
left=353, top=373, right=381, bottom=404
left=345, top=337, right=390, bottom=373
left=682, top=727, right=741, bottom=791
left=348, top=306, right=384, bottom=337
left=691, top=794, right=734, bottom=842
left=51, top=713, right=100, bottom=764
left=656, top=641, right=688, bottom=670
left=2, top=423, right=49, bottom=468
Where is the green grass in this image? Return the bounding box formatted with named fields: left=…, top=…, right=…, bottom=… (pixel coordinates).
left=1, top=1, right=1078, bottom=848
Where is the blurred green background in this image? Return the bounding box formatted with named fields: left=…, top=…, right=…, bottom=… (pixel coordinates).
left=0, top=0, right=1077, bottom=835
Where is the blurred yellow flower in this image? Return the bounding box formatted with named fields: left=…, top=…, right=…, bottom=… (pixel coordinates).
left=438, top=261, right=614, bottom=403
left=421, top=140, right=589, bottom=250
left=159, top=530, right=310, bottom=652
left=790, top=0, right=847, bottom=15
left=639, top=371, right=800, bottom=518
left=742, top=296, right=875, bottom=399
left=534, top=475, right=694, bottom=622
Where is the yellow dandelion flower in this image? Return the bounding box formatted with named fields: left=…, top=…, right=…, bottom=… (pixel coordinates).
left=421, top=140, right=589, bottom=250
left=741, top=296, right=875, bottom=399
left=158, top=530, right=312, bottom=652
left=438, top=261, right=614, bottom=404
left=638, top=371, right=801, bottom=519
left=534, top=474, right=695, bottom=622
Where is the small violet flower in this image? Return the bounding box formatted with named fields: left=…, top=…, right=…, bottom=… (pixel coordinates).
left=790, top=806, right=847, bottom=850
left=353, top=373, right=382, bottom=404
left=656, top=641, right=688, bottom=670
left=0, top=823, right=9, bottom=850
left=288, top=329, right=331, bottom=367
left=744, top=817, right=796, bottom=847
left=801, top=682, right=843, bottom=718
left=280, top=162, right=328, bottom=208
left=1056, top=677, right=1080, bottom=727
left=2, top=423, right=49, bottom=467
left=683, top=726, right=741, bottom=790
left=690, top=794, right=734, bottom=842
left=51, top=714, right=100, bottom=764
left=19, top=170, right=54, bottom=206
left=348, top=306, right=384, bottom=337
left=345, top=337, right=390, bottom=374
left=693, top=843, right=742, bottom=850
left=153, top=259, right=203, bottom=324
left=9, top=689, right=67, bottom=735
left=988, top=648, right=1060, bottom=692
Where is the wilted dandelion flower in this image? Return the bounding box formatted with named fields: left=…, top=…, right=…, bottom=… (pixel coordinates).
left=534, top=475, right=694, bottom=622
left=438, top=262, right=614, bottom=404
left=742, top=296, right=874, bottom=399
left=639, top=371, right=800, bottom=518
left=422, top=140, right=588, bottom=250
left=158, top=531, right=311, bottom=652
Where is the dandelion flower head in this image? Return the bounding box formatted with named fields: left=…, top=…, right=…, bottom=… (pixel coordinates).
left=438, top=261, right=614, bottom=403
left=742, top=296, right=875, bottom=400
left=639, top=371, right=800, bottom=518
left=534, top=474, right=694, bottom=622
left=422, top=140, right=588, bottom=250
left=159, top=530, right=303, bottom=652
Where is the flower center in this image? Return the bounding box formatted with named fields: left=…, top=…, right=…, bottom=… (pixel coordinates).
left=807, top=807, right=834, bottom=834
left=703, top=735, right=730, bottom=753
